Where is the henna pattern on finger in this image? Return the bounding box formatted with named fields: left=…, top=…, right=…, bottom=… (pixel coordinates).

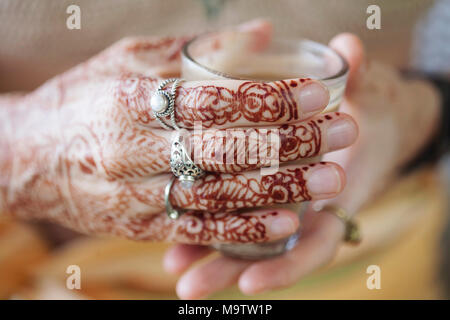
left=172, top=211, right=269, bottom=243
left=190, top=118, right=322, bottom=173
left=172, top=167, right=311, bottom=212
left=278, top=120, right=322, bottom=160
left=113, top=76, right=314, bottom=129
left=99, top=211, right=272, bottom=244
left=176, top=78, right=313, bottom=128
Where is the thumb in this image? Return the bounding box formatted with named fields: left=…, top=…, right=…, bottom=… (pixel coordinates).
left=329, top=33, right=365, bottom=95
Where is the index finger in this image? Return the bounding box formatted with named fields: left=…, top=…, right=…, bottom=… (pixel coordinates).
left=114, top=76, right=329, bottom=129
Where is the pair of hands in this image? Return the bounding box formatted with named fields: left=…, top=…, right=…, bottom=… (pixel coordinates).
left=0, top=20, right=439, bottom=299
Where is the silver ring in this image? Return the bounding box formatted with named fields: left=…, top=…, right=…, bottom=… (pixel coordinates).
left=165, top=176, right=181, bottom=220
left=150, top=78, right=183, bottom=130
left=170, top=130, right=205, bottom=189
left=323, top=205, right=361, bottom=245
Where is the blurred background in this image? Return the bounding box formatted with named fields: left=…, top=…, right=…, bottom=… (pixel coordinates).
left=0, top=0, right=449, bottom=299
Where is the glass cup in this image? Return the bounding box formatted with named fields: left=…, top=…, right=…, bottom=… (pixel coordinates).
left=181, top=33, right=349, bottom=260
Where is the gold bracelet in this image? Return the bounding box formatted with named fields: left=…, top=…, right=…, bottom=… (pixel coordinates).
left=323, top=205, right=361, bottom=245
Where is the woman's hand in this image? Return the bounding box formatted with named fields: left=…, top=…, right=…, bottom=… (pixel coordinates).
left=0, top=21, right=357, bottom=246
left=164, top=33, right=441, bottom=299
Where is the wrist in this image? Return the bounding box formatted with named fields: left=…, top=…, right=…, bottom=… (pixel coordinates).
left=0, top=94, right=23, bottom=215
left=0, top=93, right=60, bottom=219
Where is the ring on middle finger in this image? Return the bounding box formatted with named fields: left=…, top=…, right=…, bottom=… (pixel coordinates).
left=170, top=130, right=205, bottom=189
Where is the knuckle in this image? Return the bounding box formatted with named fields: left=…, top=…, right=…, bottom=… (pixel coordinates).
left=110, top=75, right=157, bottom=125
left=111, top=36, right=145, bottom=52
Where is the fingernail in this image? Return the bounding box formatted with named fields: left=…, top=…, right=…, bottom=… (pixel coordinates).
left=269, top=215, right=297, bottom=237
left=298, top=82, right=329, bottom=115
left=307, top=166, right=342, bottom=196
left=239, top=276, right=266, bottom=295
left=312, top=200, right=325, bottom=212
left=327, top=118, right=358, bottom=150
left=176, top=280, right=193, bottom=300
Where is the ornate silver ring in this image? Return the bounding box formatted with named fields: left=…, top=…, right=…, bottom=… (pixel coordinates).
left=150, top=78, right=183, bottom=130
left=165, top=176, right=181, bottom=220
left=170, top=130, right=205, bottom=189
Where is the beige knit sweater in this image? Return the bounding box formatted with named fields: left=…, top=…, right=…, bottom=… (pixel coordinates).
left=0, top=0, right=432, bottom=91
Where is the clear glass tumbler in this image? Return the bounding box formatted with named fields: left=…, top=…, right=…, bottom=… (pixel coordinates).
left=181, top=33, right=349, bottom=260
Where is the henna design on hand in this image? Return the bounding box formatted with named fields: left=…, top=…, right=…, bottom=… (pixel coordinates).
left=113, top=76, right=313, bottom=129
left=190, top=118, right=322, bottom=173
left=278, top=120, right=322, bottom=160
left=172, top=167, right=311, bottom=212
left=0, top=35, right=341, bottom=245
left=176, top=78, right=313, bottom=128
left=63, top=36, right=192, bottom=82
left=99, top=211, right=275, bottom=244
